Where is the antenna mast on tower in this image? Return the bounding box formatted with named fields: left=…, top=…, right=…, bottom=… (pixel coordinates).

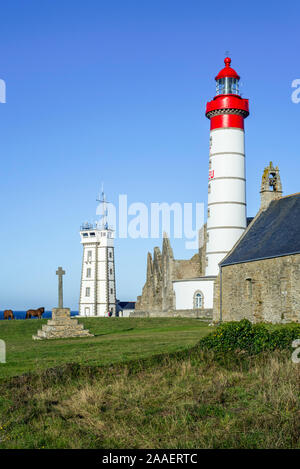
left=96, top=183, right=109, bottom=230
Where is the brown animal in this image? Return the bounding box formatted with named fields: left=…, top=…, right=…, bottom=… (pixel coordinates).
left=4, top=309, right=14, bottom=320
left=26, top=307, right=45, bottom=319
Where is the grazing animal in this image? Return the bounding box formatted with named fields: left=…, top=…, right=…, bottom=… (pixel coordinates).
left=3, top=309, right=14, bottom=320
left=26, top=307, right=45, bottom=319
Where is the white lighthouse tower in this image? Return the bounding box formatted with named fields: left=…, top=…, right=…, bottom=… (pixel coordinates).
left=205, top=57, right=249, bottom=276
left=79, top=190, right=116, bottom=317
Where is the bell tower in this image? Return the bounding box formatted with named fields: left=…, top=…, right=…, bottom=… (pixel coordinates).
left=260, top=161, right=282, bottom=210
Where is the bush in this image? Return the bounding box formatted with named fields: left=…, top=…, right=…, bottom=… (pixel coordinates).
left=198, top=319, right=300, bottom=354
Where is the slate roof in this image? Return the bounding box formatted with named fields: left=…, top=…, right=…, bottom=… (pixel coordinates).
left=117, top=301, right=136, bottom=311
left=220, top=193, right=300, bottom=267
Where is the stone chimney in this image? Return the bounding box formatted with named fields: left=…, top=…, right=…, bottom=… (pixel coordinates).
left=260, top=162, right=282, bottom=210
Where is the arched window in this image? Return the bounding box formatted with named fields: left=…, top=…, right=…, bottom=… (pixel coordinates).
left=194, top=291, right=204, bottom=309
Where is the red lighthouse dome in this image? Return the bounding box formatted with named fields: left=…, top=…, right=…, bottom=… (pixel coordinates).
left=215, top=57, right=240, bottom=80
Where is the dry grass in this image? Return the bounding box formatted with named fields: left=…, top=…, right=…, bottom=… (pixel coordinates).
left=1, top=350, right=299, bottom=449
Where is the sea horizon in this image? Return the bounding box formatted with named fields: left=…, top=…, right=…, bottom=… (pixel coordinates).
left=0, top=311, right=79, bottom=320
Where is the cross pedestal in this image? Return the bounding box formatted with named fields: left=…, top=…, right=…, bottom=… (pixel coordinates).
left=32, top=267, right=93, bottom=340
left=52, top=307, right=70, bottom=321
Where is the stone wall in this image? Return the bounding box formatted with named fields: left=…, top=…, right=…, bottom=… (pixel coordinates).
left=214, top=254, right=300, bottom=323
left=130, top=309, right=212, bottom=320
left=135, top=229, right=207, bottom=313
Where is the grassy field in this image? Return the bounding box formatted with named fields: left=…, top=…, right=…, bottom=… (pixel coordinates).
left=0, top=317, right=210, bottom=380
left=0, top=318, right=299, bottom=449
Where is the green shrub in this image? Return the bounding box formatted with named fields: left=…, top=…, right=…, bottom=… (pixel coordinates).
left=198, top=319, right=300, bottom=354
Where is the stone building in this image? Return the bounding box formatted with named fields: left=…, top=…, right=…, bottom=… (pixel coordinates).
left=214, top=163, right=300, bottom=323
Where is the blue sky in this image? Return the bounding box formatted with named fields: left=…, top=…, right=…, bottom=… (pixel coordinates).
left=0, top=0, right=299, bottom=309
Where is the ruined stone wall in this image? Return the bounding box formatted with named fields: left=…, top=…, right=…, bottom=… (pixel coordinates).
left=173, top=255, right=202, bottom=280
left=214, top=254, right=300, bottom=323
left=136, top=228, right=207, bottom=313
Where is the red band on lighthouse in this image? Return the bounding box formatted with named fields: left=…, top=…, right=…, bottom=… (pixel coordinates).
left=210, top=114, right=244, bottom=130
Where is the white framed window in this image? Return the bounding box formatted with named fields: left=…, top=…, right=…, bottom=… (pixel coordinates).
left=194, top=291, right=204, bottom=309
left=86, top=268, right=91, bottom=278
left=85, top=287, right=91, bottom=297
left=87, top=250, right=92, bottom=262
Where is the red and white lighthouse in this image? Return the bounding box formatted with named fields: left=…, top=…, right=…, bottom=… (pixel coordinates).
left=205, top=57, right=249, bottom=276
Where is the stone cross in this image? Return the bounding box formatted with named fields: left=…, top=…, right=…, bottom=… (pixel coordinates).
left=56, top=266, right=65, bottom=309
